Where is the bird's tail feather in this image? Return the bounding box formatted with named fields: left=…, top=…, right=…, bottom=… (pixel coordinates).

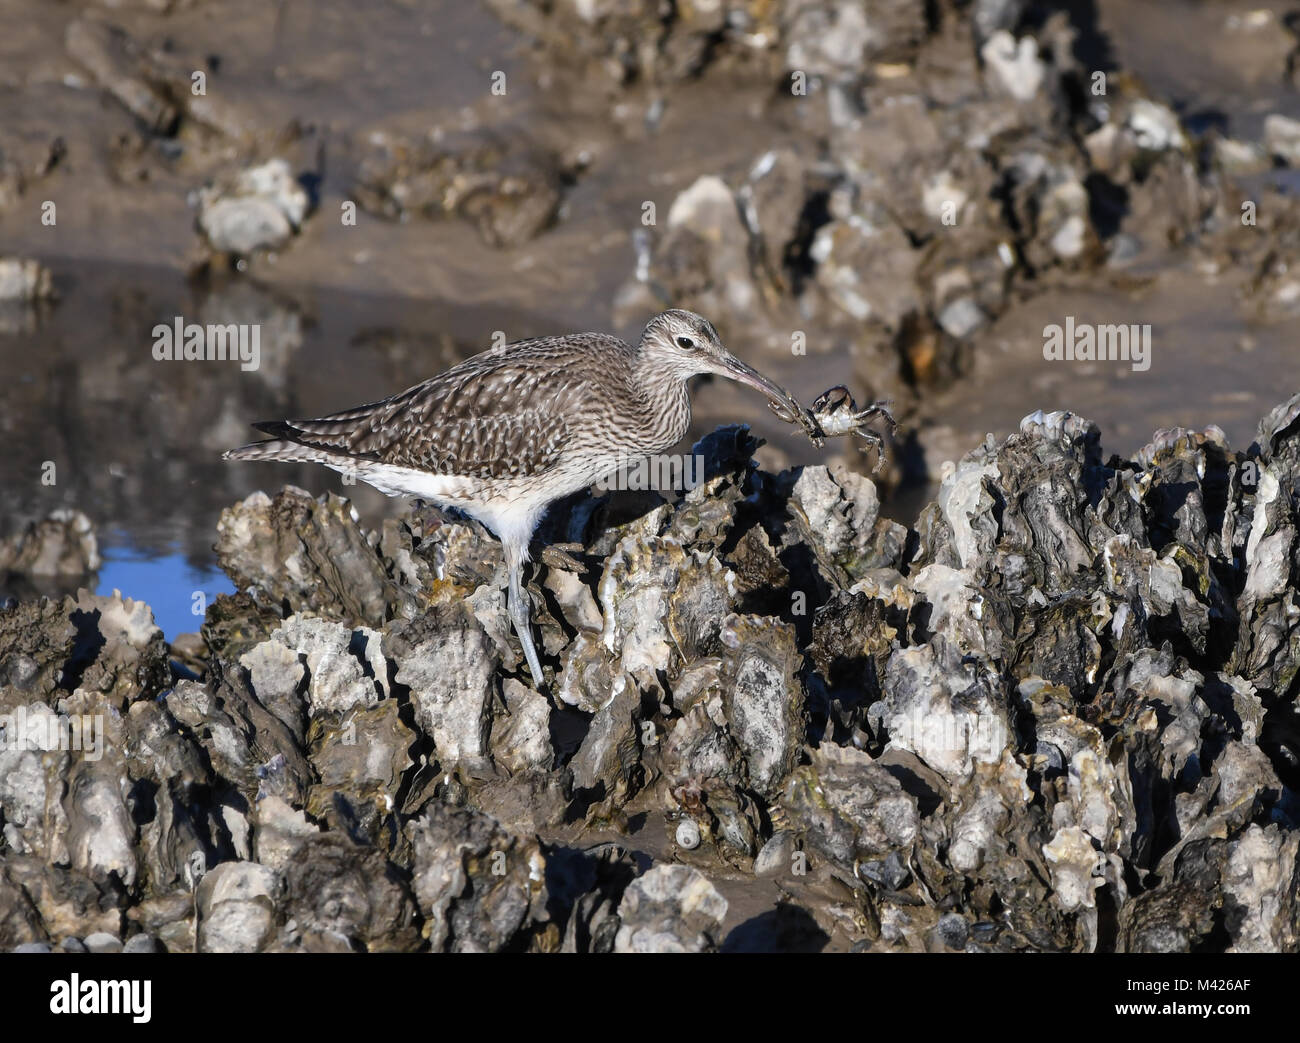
left=222, top=439, right=352, bottom=467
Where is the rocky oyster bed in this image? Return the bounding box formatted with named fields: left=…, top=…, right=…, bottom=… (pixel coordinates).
left=3, top=393, right=1300, bottom=953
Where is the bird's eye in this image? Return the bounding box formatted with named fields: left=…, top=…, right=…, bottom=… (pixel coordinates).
left=676, top=336, right=696, bottom=349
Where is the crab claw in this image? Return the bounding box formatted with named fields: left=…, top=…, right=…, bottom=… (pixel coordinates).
left=766, top=398, right=800, bottom=425
left=767, top=397, right=826, bottom=446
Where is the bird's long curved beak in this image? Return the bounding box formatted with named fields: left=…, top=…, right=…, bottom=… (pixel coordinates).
left=717, top=354, right=822, bottom=443
left=718, top=354, right=799, bottom=413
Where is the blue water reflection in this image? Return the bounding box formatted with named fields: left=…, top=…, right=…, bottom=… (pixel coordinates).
left=96, top=548, right=234, bottom=641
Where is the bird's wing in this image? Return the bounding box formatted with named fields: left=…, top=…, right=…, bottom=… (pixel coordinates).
left=254, top=335, right=625, bottom=480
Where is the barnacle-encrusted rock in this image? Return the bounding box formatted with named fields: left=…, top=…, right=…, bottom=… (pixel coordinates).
left=718, top=613, right=805, bottom=797
left=127, top=696, right=234, bottom=891
left=484, top=0, right=928, bottom=86
left=7, top=384, right=1300, bottom=952
left=0, top=700, right=128, bottom=879
left=1230, top=398, right=1300, bottom=694
left=491, top=678, right=553, bottom=775
left=352, top=131, right=562, bottom=248
left=0, top=861, right=47, bottom=950
left=2, top=855, right=122, bottom=943
left=405, top=803, right=549, bottom=953
left=66, top=590, right=170, bottom=709
left=0, top=510, right=98, bottom=578
left=385, top=604, right=499, bottom=781
left=569, top=674, right=644, bottom=809
left=601, top=532, right=737, bottom=687
left=164, top=675, right=312, bottom=808
left=278, top=834, right=418, bottom=952
left=196, top=158, right=312, bottom=257
left=785, top=465, right=907, bottom=584
left=612, top=865, right=728, bottom=953
left=195, top=861, right=280, bottom=953
left=1119, top=875, right=1219, bottom=952
left=306, top=697, right=413, bottom=841
left=0, top=599, right=78, bottom=705
left=1222, top=825, right=1300, bottom=953
left=781, top=744, right=919, bottom=870
left=216, top=487, right=407, bottom=627
left=251, top=796, right=319, bottom=871
left=197, top=832, right=418, bottom=953
left=880, top=636, right=1010, bottom=786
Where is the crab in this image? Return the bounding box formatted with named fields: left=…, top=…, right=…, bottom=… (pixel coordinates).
left=769, top=385, right=897, bottom=472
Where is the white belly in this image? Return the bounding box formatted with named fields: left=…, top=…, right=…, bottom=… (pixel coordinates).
left=345, top=456, right=615, bottom=554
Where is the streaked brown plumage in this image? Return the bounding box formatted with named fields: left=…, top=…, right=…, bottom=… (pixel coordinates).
left=225, top=309, right=810, bottom=688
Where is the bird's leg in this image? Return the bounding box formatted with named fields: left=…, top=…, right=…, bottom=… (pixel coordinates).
left=503, top=539, right=545, bottom=689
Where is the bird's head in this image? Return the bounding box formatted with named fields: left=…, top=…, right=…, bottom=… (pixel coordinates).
left=639, top=309, right=805, bottom=421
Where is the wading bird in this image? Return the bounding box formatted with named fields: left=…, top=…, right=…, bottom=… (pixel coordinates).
left=225, top=309, right=820, bottom=688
